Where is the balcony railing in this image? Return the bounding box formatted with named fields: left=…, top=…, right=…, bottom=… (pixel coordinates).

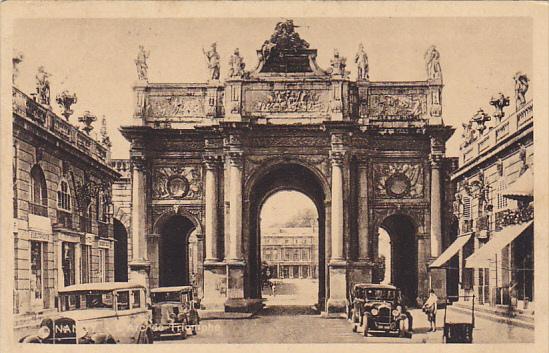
left=29, top=203, right=48, bottom=217
left=79, top=216, right=92, bottom=233
left=12, top=87, right=109, bottom=163
left=56, top=209, right=74, bottom=229
left=462, top=219, right=473, bottom=233
left=98, top=221, right=109, bottom=238
left=495, top=205, right=534, bottom=230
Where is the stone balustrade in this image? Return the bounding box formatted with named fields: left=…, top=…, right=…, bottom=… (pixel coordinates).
left=12, top=87, right=109, bottom=163
left=460, top=100, right=533, bottom=165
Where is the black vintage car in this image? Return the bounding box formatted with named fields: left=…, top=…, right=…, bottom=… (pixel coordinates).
left=349, top=283, right=412, bottom=338
left=150, top=286, right=200, bottom=340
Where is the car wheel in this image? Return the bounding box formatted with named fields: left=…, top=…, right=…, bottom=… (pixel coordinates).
left=363, top=318, right=369, bottom=337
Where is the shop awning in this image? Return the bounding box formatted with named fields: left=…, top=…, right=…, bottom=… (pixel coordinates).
left=503, top=169, right=533, bottom=200
left=465, top=220, right=533, bottom=268
left=429, top=234, right=472, bottom=268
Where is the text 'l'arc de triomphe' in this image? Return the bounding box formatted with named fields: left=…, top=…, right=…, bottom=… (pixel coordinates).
left=119, top=20, right=455, bottom=313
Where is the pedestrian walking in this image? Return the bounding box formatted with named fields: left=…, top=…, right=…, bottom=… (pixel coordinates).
left=422, top=289, right=438, bottom=332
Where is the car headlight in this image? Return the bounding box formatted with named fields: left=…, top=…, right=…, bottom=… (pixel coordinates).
left=38, top=326, right=50, bottom=339
left=371, top=308, right=378, bottom=316
left=76, top=325, right=89, bottom=339
left=392, top=309, right=400, bottom=317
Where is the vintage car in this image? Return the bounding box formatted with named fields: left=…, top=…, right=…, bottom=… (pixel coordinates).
left=150, top=286, right=200, bottom=339
left=19, top=282, right=154, bottom=344
left=349, top=283, right=412, bottom=338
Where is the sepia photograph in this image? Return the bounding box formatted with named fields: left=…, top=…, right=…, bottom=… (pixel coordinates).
left=1, top=2, right=547, bottom=351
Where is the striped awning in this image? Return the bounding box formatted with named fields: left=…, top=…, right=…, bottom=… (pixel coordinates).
left=465, top=220, right=533, bottom=268
left=504, top=169, right=533, bottom=200
left=429, top=234, right=472, bottom=268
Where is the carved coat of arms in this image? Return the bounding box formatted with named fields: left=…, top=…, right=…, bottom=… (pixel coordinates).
left=373, top=163, right=424, bottom=198
left=153, top=166, right=203, bottom=200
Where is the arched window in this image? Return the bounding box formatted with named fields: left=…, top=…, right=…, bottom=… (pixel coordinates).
left=57, top=179, right=71, bottom=211
left=30, top=165, right=48, bottom=216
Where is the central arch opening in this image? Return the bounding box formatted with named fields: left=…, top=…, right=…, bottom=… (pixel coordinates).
left=376, top=214, right=418, bottom=305
left=247, top=163, right=326, bottom=311
left=260, top=191, right=319, bottom=306
left=158, top=215, right=196, bottom=287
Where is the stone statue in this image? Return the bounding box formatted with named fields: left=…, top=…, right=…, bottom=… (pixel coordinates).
left=489, top=92, right=510, bottom=122
left=12, top=52, right=23, bottom=84
left=100, top=116, right=112, bottom=148
left=203, top=42, right=220, bottom=80
left=471, top=108, right=491, bottom=135
left=355, top=43, right=369, bottom=80
left=270, top=19, right=309, bottom=51
left=329, top=49, right=347, bottom=77
left=228, top=48, right=246, bottom=78
left=35, top=66, right=51, bottom=106
left=424, top=46, right=442, bottom=82
left=135, top=45, right=150, bottom=82
left=514, top=72, right=529, bottom=109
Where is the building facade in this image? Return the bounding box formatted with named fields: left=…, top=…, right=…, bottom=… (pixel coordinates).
left=12, top=79, right=119, bottom=326
left=261, top=227, right=319, bottom=279
left=117, top=20, right=456, bottom=312
left=431, top=74, right=533, bottom=309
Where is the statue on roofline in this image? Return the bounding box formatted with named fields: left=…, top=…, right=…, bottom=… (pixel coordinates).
left=355, top=43, right=369, bottom=81
left=135, top=45, right=150, bottom=82
left=203, top=42, right=220, bottom=80
left=425, top=45, right=442, bottom=82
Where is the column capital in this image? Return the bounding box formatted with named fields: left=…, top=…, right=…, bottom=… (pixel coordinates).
left=203, top=154, right=223, bottom=169
left=329, top=150, right=346, bottom=167
left=429, top=154, right=444, bottom=168
left=227, top=151, right=244, bottom=168
left=130, top=155, right=147, bottom=173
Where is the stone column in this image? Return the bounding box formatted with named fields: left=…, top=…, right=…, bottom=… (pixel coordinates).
left=430, top=157, right=442, bottom=258
left=357, top=164, right=369, bottom=260
left=227, top=151, right=243, bottom=262
left=128, top=157, right=149, bottom=287
left=327, top=149, right=348, bottom=313
left=330, top=151, right=345, bottom=261
left=223, top=150, right=248, bottom=311
left=204, top=155, right=221, bottom=262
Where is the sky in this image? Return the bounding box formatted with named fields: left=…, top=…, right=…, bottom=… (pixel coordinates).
left=260, top=191, right=317, bottom=229
left=12, top=17, right=532, bottom=158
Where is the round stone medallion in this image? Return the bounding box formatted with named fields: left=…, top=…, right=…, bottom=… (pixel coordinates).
left=167, top=175, right=189, bottom=198
left=385, top=173, right=411, bottom=198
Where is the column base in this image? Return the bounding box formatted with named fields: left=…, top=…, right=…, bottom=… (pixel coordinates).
left=327, top=261, right=348, bottom=313
left=202, top=261, right=227, bottom=311
left=348, top=261, right=373, bottom=286
left=129, top=260, right=151, bottom=288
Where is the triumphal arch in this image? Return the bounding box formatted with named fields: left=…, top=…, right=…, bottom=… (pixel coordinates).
left=121, top=21, right=455, bottom=313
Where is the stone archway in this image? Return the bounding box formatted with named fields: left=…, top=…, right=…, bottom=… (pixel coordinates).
left=113, top=219, right=129, bottom=282
left=378, top=214, right=418, bottom=304
left=157, top=214, right=196, bottom=287
left=245, top=161, right=329, bottom=309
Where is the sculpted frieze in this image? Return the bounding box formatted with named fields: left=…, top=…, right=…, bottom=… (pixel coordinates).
left=246, top=89, right=330, bottom=114
left=145, top=95, right=205, bottom=119
left=367, top=93, right=427, bottom=121
left=152, top=166, right=203, bottom=200
left=373, top=162, right=424, bottom=199
left=248, top=135, right=328, bottom=148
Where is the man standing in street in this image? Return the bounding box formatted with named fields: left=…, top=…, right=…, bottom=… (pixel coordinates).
left=423, top=289, right=438, bottom=332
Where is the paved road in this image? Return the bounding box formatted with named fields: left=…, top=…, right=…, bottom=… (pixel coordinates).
left=156, top=306, right=534, bottom=344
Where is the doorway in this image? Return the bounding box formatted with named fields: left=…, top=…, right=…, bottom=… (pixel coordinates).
left=158, top=215, right=195, bottom=287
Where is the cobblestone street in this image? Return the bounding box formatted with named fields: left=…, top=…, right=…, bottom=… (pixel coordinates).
left=157, top=306, right=534, bottom=344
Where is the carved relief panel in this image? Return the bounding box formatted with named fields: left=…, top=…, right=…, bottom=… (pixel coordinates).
left=152, top=166, right=203, bottom=200
left=145, top=93, right=206, bottom=120
left=373, top=162, right=424, bottom=199
left=364, top=87, right=428, bottom=121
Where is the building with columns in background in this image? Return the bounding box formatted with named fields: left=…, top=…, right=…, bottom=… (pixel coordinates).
left=12, top=69, right=119, bottom=329
left=113, top=20, right=456, bottom=313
